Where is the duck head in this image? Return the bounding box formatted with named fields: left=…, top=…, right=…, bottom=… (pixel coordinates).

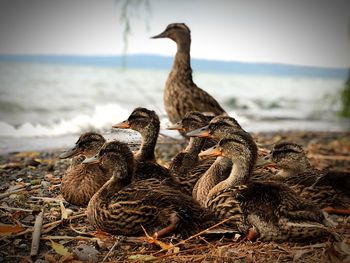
left=112, top=107, right=160, bottom=136
left=268, top=142, right=311, bottom=172
left=59, top=132, right=106, bottom=159
left=187, top=115, right=242, bottom=139
left=151, top=23, right=191, bottom=44
left=167, top=111, right=212, bottom=134
left=83, top=141, right=134, bottom=183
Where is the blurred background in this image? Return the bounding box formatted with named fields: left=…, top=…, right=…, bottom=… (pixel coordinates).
left=0, top=0, right=349, bottom=152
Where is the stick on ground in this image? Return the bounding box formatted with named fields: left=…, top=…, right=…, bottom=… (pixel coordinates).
left=30, top=208, right=44, bottom=257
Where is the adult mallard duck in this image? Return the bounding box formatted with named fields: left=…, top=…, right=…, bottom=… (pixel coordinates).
left=59, top=132, right=107, bottom=206
left=267, top=142, right=350, bottom=215
left=83, top=140, right=217, bottom=237
left=167, top=111, right=215, bottom=195
left=112, top=107, right=169, bottom=180
left=151, top=23, right=226, bottom=126
left=197, top=130, right=338, bottom=242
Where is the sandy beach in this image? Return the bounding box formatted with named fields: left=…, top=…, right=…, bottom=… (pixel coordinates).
left=0, top=130, right=349, bottom=262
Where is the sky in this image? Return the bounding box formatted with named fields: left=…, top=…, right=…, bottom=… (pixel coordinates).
left=0, top=0, right=349, bottom=68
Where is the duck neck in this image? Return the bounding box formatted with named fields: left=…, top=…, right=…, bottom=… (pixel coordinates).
left=96, top=166, right=130, bottom=199
left=170, top=40, right=193, bottom=84
left=136, top=125, right=159, bottom=162
left=184, top=136, right=205, bottom=156
left=226, top=157, right=252, bottom=186
left=196, top=156, right=232, bottom=200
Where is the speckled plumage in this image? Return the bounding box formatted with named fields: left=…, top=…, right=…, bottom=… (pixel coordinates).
left=152, top=23, right=226, bottom=125
left=269, top=142, right=350, bottom=212
left=196, top=131, right=337, bottom=242
left=168, top=111, right=215, bottom=195
left=85, top=141, right=217, bottom=237
left=113, top=107, right=169, bottom=181
left=59, top=132, right=107, bottom=206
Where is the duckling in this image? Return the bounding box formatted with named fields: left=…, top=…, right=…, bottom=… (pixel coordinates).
left=186, top=115, right=244, bottom=204
left=198, top=131, right=338, bottom=242
left=268, top=142, right=350, bottom=215
left=112, top=107, right=169, bottom=180
left=167, top=111, right=216, bottom=195
left=59, top=132, right=107, bottom=206
left=83, top=140, right=217, bottom=237
left=151, top=23, right=226, bottom=126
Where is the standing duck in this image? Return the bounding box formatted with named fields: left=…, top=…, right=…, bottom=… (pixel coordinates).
left=268, top=142, right=350, bottom=215
left=83, top=140, right=217, bottom=237
left=59, top=132, right=107, bottom=206
left=112, top=107, right=169, bottom=180
left=151, top=23, right=226, bottom=125
left=198, top=131, right=337, bottom=242
left=167, top=111, right=215, bottom=195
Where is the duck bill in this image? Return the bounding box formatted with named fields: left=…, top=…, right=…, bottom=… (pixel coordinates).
left=166, top=122, right=183, bottom=131
left=255, top=155, right=273, bottom=167
left=59, top=146, right=81, bottom=159
left=151, top=30, right=168, bottom=39
left=186, top=125, right=212, bottom=138
left=199, top=147, right=222, bottom=158
left=112, top=120, right=130, bottom=129
left=82, top=155, right=100, bottom=164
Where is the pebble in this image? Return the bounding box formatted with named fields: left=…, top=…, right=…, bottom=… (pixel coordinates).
left=22, top=214, right=35, bottom=223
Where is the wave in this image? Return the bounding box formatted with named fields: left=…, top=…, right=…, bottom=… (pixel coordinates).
left=0, top=104, right=131, bottom=138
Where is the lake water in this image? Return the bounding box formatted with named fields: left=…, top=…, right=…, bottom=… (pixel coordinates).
left=0, top=62, right=349, bottom=153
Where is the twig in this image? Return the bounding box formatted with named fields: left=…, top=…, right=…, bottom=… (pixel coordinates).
left=0, top=185, right=41, bottom=200
left=153, top=215, right=239, bottom=255
left=30, top=208, right=44, bottom=257
left=41, top=213, right=86, bottom=234
left=308, top=154, right=350, bottom=161
left=0, top=206, right=33, bottom=212
left=103, top=238, right=121, bottom=262
left=30, top=196, right=66, bottom=203
left=41, top=235, right=99, bottom=242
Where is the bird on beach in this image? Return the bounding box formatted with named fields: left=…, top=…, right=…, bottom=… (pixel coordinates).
left=166, top=111, right=216, bottom=195
left=59, top=132, right=108, bottom=206
left=267, top=142, right=350, bottom=215
left=196, top=131, right=338, bottom=242
left=83, top=140, right=218, bottom=237
left=151, top=23, right=226, bottom=126
left=112, top=107, right=169, bottom=181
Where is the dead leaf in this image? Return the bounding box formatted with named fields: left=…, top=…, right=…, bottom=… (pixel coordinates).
left=0, top=162, right=23, bottom=169
left=60, top=201, right=68, bottom=220
left=0, top=224, right=26, bottom=235
left=50, top=240, right=70, bottom=256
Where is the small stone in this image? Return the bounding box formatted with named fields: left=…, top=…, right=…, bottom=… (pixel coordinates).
left=22, top=215, right=35, bottom=223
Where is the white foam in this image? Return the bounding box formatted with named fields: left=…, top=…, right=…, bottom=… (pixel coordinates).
left=0, top=103, right=130, bottom=138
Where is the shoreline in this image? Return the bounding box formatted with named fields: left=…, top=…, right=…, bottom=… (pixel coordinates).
left=0, top=129, right=349, bottom=262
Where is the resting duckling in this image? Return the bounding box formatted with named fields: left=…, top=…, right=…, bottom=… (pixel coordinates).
left=198, top=131, right=338, bottom=242
left=268, top=142, right=350, bottom=215
left=59, top=132, right=107, bottom=206
left=83, top=140, right=217, bottom=237
left=112, top=107, right=169, bottom=180
left=151, top=23, right=226, bottom=126
left=186, top=115, right=244, bottom=204
left=167, top=111, right=215, bottom=195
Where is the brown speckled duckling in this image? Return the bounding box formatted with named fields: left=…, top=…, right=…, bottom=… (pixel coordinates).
left=167, top=111, right=215, bottom=195
left=112, top=107, right=169, bottom=181
left=151, top=23, right=226, bottom=126
left=83, top=140, right=217, bottom=237
left=268, top=142, right=350, bottom=215
left=59, top=132, right=107, bottom=206
left=198, top=131, right=337, bottom=242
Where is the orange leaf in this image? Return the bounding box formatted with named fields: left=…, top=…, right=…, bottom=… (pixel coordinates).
left=0, top=224, right=26, bottom=235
